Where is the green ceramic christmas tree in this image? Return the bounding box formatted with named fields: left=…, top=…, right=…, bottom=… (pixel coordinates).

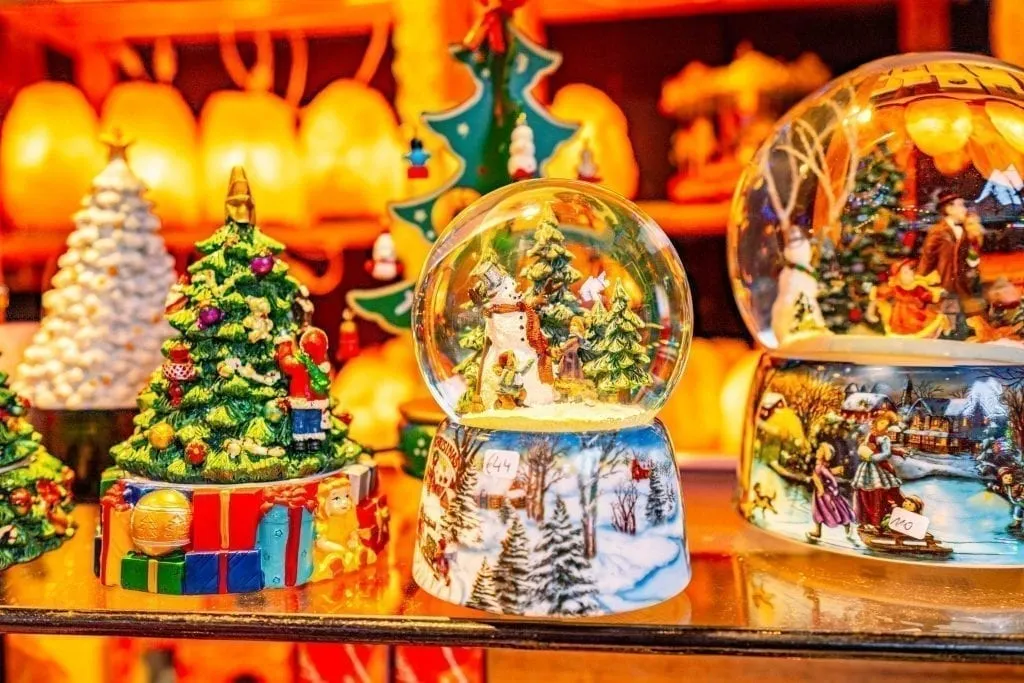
left=112, top=167, right=363, bottom=484
left=583, top=283, right=653, bottom=400
left=0, top=370, right=75, bottom=568
left=348, top=0, right=577, bottom=332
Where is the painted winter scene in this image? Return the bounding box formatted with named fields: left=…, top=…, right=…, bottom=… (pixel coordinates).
left=414, top=181, right=691, bottom=433
left=730, top=55, right=1024, bottom=353
left=742, top=356, right=1024, bottom=565
left=412, top=421, right=689, bottom=616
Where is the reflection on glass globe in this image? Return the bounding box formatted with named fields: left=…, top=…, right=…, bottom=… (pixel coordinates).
left=413, top=179, right=692, bottom=431
left=729, top=52, right=1024, bottom=361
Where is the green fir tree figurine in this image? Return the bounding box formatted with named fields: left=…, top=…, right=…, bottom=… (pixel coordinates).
left=0, top=370, right=75, bottom=569
left=520, top=204, right=583, bottom=343
left=348, top=0, right=577, bottom=332
left=583, top=282, right=653, bottom=400
left=818, top=140, right=910, bottom=333
left=112, top=167, right=363, bottom=484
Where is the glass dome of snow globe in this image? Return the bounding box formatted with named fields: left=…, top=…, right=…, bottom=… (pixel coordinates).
left=413, top=178, right=692, bottom=432
left=729, top=52, right=1024, bottom=362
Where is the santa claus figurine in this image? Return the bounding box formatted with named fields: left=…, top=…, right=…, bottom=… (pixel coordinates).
left=366, top=230, right=403, bottom=281
left=276, top=327, right=332, bottom=452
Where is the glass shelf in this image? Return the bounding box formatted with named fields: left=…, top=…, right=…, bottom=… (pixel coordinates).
left=2, top=466, right=1024, bottom=661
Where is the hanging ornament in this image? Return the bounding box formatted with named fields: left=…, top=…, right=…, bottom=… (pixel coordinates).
left=366, top=230, right=404, bottom=281
left=336, top=308, right=361, bottom=363
left=198, top=305, right=224, bottom=329
left=148, top=422, right=175, bottom=450
left=508, top=113, right=537, bottom=181
left=162, top=342, right=196, bottom=407
left=263, top=398, right=286, bottom=423
left=404, top=135, right=431, bottom=179
left=250, top=253, right=275, bottom=277
left=576, top=138, right=602, bottom=183
left=185, top=440, right=208, bottom=466
left=9, top=488, right=32, bottom=516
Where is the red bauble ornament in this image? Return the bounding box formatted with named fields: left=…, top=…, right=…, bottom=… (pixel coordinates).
left=338, top=411, right=353, bottom=426
left=849, top=307, right=863, bottom=323
left=9, top=487, right=32, bottom=515
left=185, top=441, right=208, bottom=466
left=168, top=383, right=184, bottom=407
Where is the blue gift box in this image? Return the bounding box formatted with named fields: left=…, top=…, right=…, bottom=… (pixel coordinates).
left=258, top=505, right=314, bottom=588
left=183, top=549, right=263, bottom=594
left=123, top=481, right=184, bottom=506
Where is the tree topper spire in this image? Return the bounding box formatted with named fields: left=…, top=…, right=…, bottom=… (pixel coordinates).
left=225, top=166, right=256, bottom=224
left=100, top=128, right=133, bottom=163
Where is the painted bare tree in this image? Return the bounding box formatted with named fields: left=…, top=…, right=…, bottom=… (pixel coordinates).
left=1003, top=385, right=1024, bottom=456
left=577, top=433, right=628, bottom=559
left=611, top=480, right=639, bottom=535
left=523, top=436, right=566, bottom=523
left=762, top=82, right=861, bottom=241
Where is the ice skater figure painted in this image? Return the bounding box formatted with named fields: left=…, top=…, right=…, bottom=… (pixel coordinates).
left=852, top=413, right=905, bottom=531
left=771, top=228, right=827, bottom=345
left=471, top=258, right=556, bottom=411
left=867, top=260, right=947, bottom=338
left=807, top=443, right=854, bottom=542
left=995, top=466, right=1024, bottom=532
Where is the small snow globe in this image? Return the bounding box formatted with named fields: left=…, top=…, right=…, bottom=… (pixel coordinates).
left=412, top=179, right=693, bottom=616
left=732, top=53, right=1024, bottom=567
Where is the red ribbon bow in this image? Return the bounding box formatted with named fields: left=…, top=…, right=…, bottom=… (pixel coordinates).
left=463, top=0, right=527, bottom=54
left=100, top=481, right=129, bottom=511
left=261, top=483, right=318, bottom=513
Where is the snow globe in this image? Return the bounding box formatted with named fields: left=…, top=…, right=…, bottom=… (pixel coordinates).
left=15, top=132, right=174, bottom=500
left=412, top=179, right=692, bottom=616
left=730, top=52, right=1024, bottom=565
left=94, top=167, right=388, bottom=594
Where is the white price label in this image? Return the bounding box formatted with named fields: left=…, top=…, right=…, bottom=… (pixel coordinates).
left=887, top=506, right=930, bottom=540
left=482, top=449, right=520, bottom=480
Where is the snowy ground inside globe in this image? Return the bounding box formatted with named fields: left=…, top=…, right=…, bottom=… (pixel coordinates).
left=459, top=402, right=650, bottom=432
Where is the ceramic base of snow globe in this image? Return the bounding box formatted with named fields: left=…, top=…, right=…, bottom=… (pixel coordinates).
left=412, top=418, right=690, bottom=616
left=740, top=349, right=1024, bottom=567
left=95, top=459, right=389, bottom=594
left=29, top=408, right=136, bottom=501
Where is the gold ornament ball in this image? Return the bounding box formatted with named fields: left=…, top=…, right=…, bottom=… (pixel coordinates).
left=148, top=422, right=175, bottom=450
left=131, top=489, right=192, bottom=557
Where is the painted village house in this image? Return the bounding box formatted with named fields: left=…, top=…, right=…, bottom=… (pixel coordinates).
left=840, top=390, right=897, bottom=420
left=894, top=377, right=1006, bottom=455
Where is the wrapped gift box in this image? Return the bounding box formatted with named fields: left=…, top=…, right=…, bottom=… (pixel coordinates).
left=258, top=484, right=316, bottom=588
left=297, top=643, right=388, bottom=683
left=123, top=480, right=161, bottom=506
left=357, top=494, right=390, bottom=555
left=99, top=466, right=129, bottom=499
left=342, top=461, right=377, bottom=504
left=192, top=488, right=263, bottom=551
left=121, top=551, right=185, bottom=594
left=99, top=482, right=134, bottom=587
left=394, top=646, right=485, bottom=683
left=183, top=549, right=263, bottom=594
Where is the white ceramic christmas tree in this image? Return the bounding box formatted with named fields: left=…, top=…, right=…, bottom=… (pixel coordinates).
left=16, top=132, right=175, bottom=410
left=508, top=114, right=538, bottom=181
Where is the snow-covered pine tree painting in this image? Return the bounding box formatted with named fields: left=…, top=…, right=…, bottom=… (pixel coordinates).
left=466, top=559, right=502, bottom=613
left=645, top=462, right=670, bottom=526
left=412, top=423, right=689, bottom=616
left=531, top=497, right=600, bottom=616
left=493, top=514, right=530, bottom=614
left=16, top=133, right=175, bottom=410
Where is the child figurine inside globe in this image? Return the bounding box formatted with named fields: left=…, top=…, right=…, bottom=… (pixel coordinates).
left=729, top=52, right=1024, bottom=361
left=412, top=179, right=692, bottom=616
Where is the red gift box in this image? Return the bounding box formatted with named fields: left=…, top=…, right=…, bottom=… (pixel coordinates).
left=192, top=488, right=263, bottom=551
left=394, top=646, right=485, bottom=683
left=297, top=643, right=388, bottom=683
left=356, top=494, right=390, bottom=554
left=99, top=481, right=133, bottom=586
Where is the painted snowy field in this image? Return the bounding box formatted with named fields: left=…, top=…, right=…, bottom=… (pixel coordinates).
left=414, top=434, right=689, bottom=616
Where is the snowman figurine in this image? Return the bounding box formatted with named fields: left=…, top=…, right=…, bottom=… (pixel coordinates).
left=770, top=227, right=828, bottom=346
left=471, top=258, right=556, bottom=410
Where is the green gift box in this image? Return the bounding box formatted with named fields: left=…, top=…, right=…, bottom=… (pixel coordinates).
left=120, top=550, right=185, bottom=594
left=99, top=466, right=129, bottom=499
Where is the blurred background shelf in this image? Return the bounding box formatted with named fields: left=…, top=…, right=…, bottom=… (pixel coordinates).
left=2, top=466, right=1024, bottom=661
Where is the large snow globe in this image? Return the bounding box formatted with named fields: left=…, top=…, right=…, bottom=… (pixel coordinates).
left=732, top=53, right=1024, bottom=566
left=412, top=179, right=693, bottom=616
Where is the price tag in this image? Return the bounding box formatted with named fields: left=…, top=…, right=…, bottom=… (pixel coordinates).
left=482, top=449, right=520, bottom=480
left=887, top=506, right=930, bottom=540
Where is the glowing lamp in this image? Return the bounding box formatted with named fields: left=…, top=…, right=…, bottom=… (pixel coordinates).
left=1, top=82, right=102, bottom=232
left=905, top=98, right=972, bottom=157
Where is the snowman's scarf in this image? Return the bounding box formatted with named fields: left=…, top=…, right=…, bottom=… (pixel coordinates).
left=483, top=301, right=554, bottom=383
